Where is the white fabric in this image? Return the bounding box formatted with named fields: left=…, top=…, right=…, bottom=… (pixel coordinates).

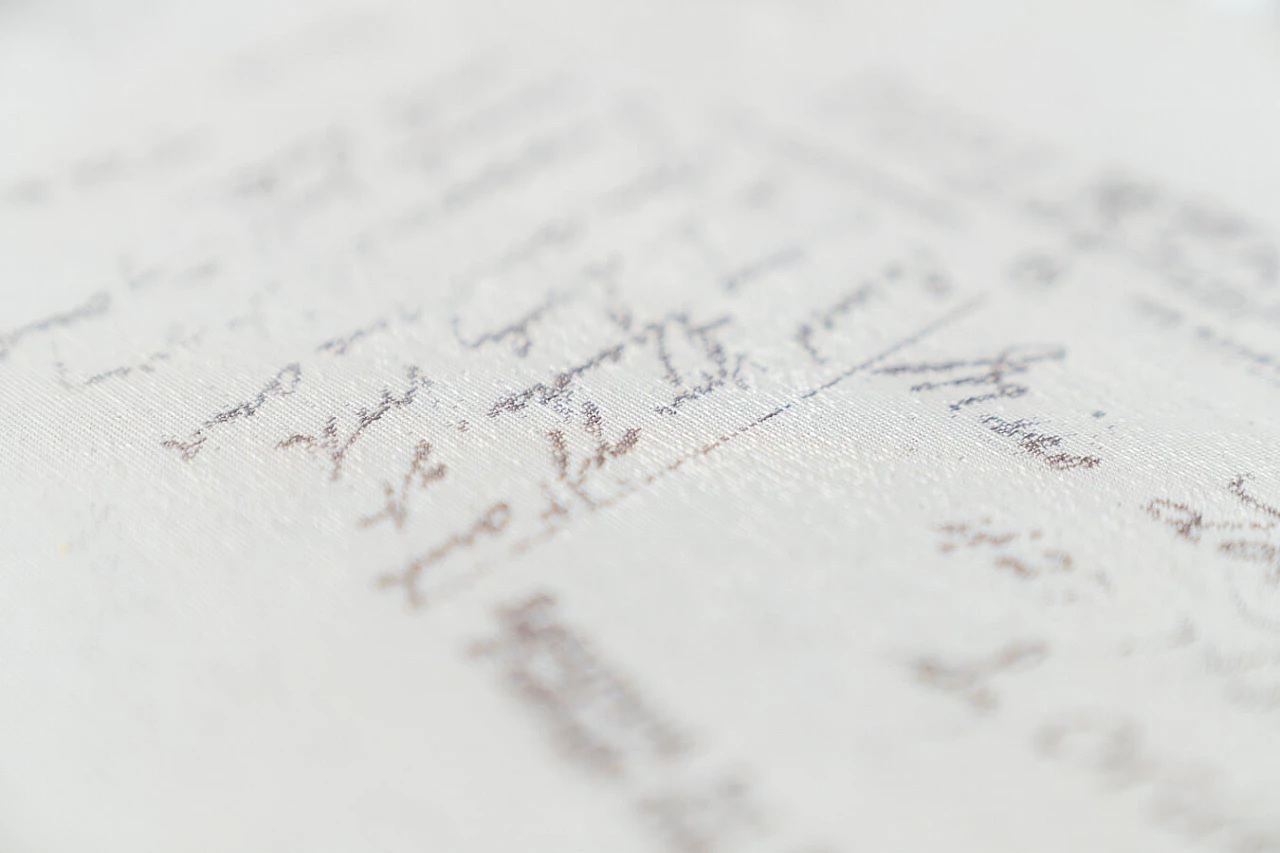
left=3, top=1, right=1280, bottom=850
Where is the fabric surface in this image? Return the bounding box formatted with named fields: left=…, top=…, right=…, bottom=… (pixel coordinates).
left=3, top=1, right=1280, bottom=850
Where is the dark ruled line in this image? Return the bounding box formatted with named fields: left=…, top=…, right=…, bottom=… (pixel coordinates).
left=648, top=293, right=988, bottom=470
left=423, top=295, right=988, bottom=605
